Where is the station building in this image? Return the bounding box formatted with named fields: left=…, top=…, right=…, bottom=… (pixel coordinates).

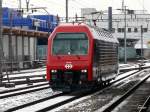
left=81, top=8, right=150, bottom=60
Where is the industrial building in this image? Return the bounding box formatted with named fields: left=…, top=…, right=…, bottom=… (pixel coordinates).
left=1, top=7, right=58, bottom=70
left=81, top=8, right=150, bottom=60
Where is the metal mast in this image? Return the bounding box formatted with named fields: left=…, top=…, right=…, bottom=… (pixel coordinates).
left=0, top=0, right=3, bottom=83
left=124, top=6, right=127, bottom=64
left=26, top=0, right=30, bottom=12
left=18, top=0, right=22, bottom=9
left=122, top=0, right=124, bottom=11
left=66, top=0, right=68, bottom=22
left=141, top=25, right=143, bottom=60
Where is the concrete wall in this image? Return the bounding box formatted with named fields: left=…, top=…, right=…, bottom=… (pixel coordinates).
left=2, top=34, right=37, bottom=68
left=3, top=35, right=9, bottom=59
left=144, top=49, right=150, bottom=58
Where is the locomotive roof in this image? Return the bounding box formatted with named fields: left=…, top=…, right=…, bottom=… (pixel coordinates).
left=57, top=23, right=118, bottom=43
left=88, top=25, right=119, bottom=43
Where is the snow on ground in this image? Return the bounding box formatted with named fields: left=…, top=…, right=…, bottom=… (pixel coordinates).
left=0, top=62, right=150, bottom=111
left=3, top=70, right=46, bottom=78
left=0, top=62, right=148, bottom=92
left=0, top=85, right=49, bottom=97
left=50, top=70, right=141, bottom=112
left=0, top=88, right=54, bottom=112
left=116, top=70, right=138, bottom=80
left=0, top=82, right=48, bottom=92
left=10, top=67, right=46, bottom=74
left=95, top=96, right=121, bottom=112
left=14, top=95, right=74, bottom=112
left=51, top=65, right=150, bottom=112
left=119, top=63, right=139, bottom=70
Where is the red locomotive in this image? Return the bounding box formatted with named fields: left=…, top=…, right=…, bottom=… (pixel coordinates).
left=46, top=23, right=119, bottom=92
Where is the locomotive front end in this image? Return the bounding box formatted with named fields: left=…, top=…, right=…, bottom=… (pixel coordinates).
left=46, top=25, right=93, bottom=92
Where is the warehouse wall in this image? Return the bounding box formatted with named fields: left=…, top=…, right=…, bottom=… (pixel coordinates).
left=2, top=34, right=37, bottom=69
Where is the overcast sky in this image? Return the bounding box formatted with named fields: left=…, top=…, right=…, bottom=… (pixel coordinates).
left=2, top=0, right=150, bottom=17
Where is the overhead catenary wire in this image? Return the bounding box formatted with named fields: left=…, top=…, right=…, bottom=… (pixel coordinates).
left=137, top=0, right=148, bottom=13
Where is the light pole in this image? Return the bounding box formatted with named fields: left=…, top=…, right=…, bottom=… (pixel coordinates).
left=117, top=6, right=127, bottom=64
left=0, top=0, right=3, bottom=83
left=124, top=6, right=127, bottom=64
left=26, top=0, right=30, bottom=12
left=66, top=0, right=68, bottom=22
left=9, top=10, right=14, bottom=72
left=141, top=25, right=143, bottom=60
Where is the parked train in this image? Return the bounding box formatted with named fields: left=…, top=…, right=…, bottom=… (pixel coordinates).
left=46, top=23, right=119, bottom=92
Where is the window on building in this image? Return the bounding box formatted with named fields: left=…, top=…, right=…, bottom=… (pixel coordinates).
left=121, top=28, right=125, bottom=32
left=128, top=28, right=131, bottom=32
left=118, top=28, right=121, bottom=33
left=127, top=10, right=134, bottom=14
left=111, top=28, right=115, bottom=33
left=134, top=28, right=138, bottom=32
left=143, top=28, right=148, bottom=32
left=118, top=28, right=125, bottom=33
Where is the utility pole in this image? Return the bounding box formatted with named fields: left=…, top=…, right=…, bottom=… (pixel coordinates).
left=122, top=0, right=124, bottom=11
left=141, top=25, right=144, bottom=60
left=18, top=0, right=22, bottom=9
left=9, top=10, right=13, bottom=72
left=75, top=13, right=77, bottom=22
left=66, top=0, right=68, bottom=22
left=124, top=6, right=127, bottom=64
left=26, top=0, right=30, bottom=12
left=0, top=0, right=3, bottom=83
left=108, top=7, right=112, bottom=32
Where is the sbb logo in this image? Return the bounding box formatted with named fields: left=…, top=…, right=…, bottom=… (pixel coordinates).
left=65, top=64, right=73, bottom=69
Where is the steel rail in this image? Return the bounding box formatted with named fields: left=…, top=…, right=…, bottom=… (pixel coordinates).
left=3, top=70, right=143, bottom=111
left=0, top=82, right=48, bottom=94
left=102, top=73, right=150, bottom=112
left=0, top=85, right=49, bottom=99
left=138, top=95, right=150, bottom=112
left=5, top=93, right=65, bottom=112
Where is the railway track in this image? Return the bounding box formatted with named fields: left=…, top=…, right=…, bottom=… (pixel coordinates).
left=5, top=92, right=65, bottom=112
left=1, top=69, right=46, bottom=86
left=55, top=69, right=149, bottom=112
left=0, top=69, right=137, bottom=96
left=138, top=95, right=150, bottom=112
left=1, top=69, right=144, bottom=112
left=101, top=72, right=150, bottom=112
left=0, top=82, right=48, bottom=94
left=0, top=82, right=49, bottom=99
left=2, top=67, right=46, bottom=78
left=0, top=87, right=62, bottom=112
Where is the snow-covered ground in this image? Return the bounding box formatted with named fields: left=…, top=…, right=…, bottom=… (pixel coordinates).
left=0, top=82, right=48, bottom=92
left=0, top=88, right=54, bottom=112
left=0, top=62, right=150, bottom=112
left=3, top=68, right=46, bottom=78
left=1, top=62, right=150, bottom=91
left=52, top=69, right=149, bottom=112
left=119, top=61, right=150, bottom=70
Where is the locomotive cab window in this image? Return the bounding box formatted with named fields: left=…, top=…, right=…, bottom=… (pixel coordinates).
left=52, top=33, right=89, bottom=55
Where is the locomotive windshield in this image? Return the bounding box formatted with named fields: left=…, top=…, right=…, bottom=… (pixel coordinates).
left=52, top=33, right=89, bottom=55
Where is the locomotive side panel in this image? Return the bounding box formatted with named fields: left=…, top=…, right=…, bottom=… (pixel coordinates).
left=93, top=39, right=118, bottom=82
left=99, top=40, right=118, bottom=81
left=91, top=25, right=119, bottom=82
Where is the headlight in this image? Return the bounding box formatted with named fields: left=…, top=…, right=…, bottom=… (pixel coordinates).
left=81, top=69, right=87, bottom=73
left=51, top=69, right=57, bottom=73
